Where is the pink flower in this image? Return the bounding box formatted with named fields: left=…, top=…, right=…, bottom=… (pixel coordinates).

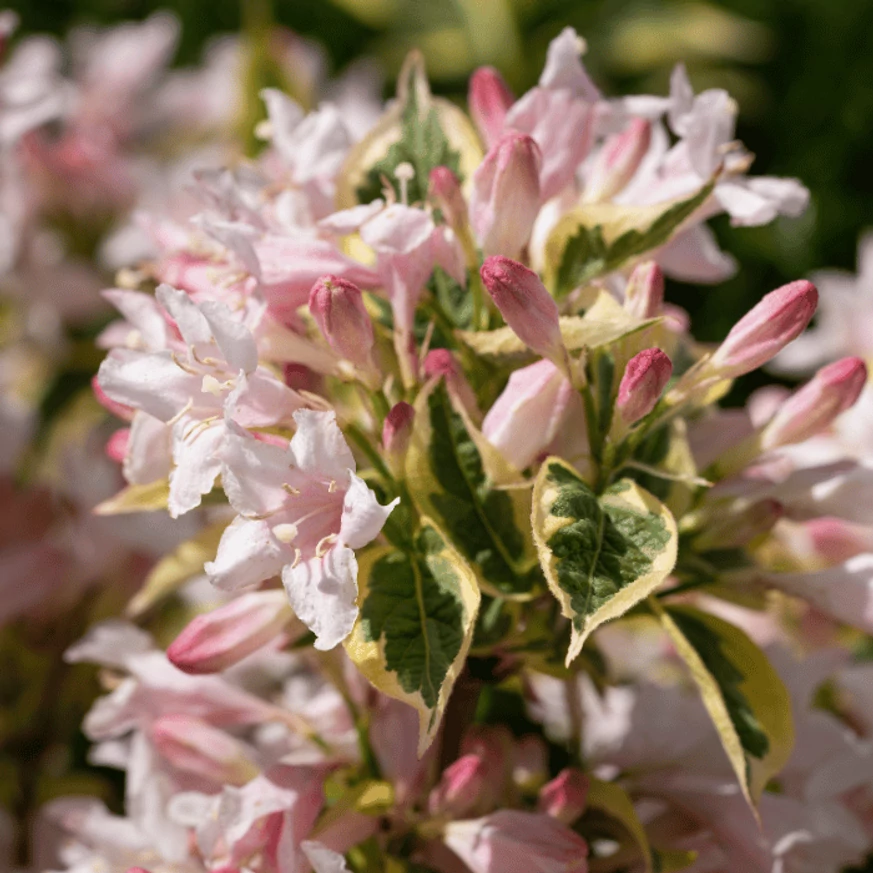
left=444, top=810, right=588, bottom=873
left=709, top=280, right=818, bottom=378
left=471, top=133, right=542, bottom=259
left=623, top=261, right=665, bottom=320
left=480, top=257, right=565, bottom=367
left=538, top=768, right=590, bottom=824
left=309, top=274, right=375, bottom=370
left=760, top=357, right=867, bottom=450
left=469, top=66, right=515, bottom=148
left=97, top=284, right=304, bottom=516
left=583, top=118, right=651, bottom=204
left=482, top=359, right=574, bottom=470
left=616, top=348, right=673, bottom=424
left=167, top=590, right=296, bottom=674
left=205, top=411, right=398, bottom=650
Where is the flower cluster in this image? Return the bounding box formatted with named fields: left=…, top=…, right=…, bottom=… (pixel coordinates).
left=5, top=11, right=873, bottom=873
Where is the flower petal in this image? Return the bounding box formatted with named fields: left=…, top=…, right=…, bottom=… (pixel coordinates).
left=339, top=472, right=398, bottom=550
left=282, top=545, right=358, bottom=651
left=205, top=516, right=288, bottom=591
left=290, top=409, right=356, bottom=480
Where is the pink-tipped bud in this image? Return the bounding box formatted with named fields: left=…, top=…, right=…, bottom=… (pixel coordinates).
left=309, top=275, right=375, bottom=369
left=92, top=374, right=135, bottom=422
left=617, top=348, right=673, bottom=424
left=471, top=133, right=542, bottom=259
left=424, top=349, right=481, bottom=418
left=760, top=357, right=867, bottom=450
left=584, top=118, right=651, bottom=203
left=695, top=499, right=784, bottom=550
left=429, top=166, right=468, bottom=234
left=105, top=427, right=130, bottom=463
left=469, top=66, right=515, bottom=148
left=537, top=768, right=590, bottom=824
left=428, top=754, right=488, bottom=818
left=150, top=715, right=258, bottom=786
left=624, top=261, right=664, bottom=320
left=710, top=280, right=818, bottom=378
left=480, top=256, right=564, bottom=363
left=805, top=518, right=873, bottom=565
left=383, top=401, right=415, bottom=472
left=167, top=590, right=293, bottom=674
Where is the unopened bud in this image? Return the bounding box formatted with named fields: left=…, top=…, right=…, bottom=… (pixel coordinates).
left=309, top=275, right=375, bottom=369
left=584, top=119, right=651, bottom=203
left=428, top=753, right=488, bottom=818
left=424, top=349, right=481, bottom=419
left=760, top=357, right=867, bottom=450
left=383, top=401, right=415, bottom=473
left=480, top=256, right=565, bottom=367
left=167, top=590, right=294, bottom=674
left=695, top=499, right=784, bottom=551
left=624, top=261, right=664, bottom=320
left=150, top=714, right=258, bottom=786
left=105, top=428, right=130, bottom=463
left=616, top=348, right=673, bottom=424
left=709, top=280, right=818, bottom=378
left=537, top=768, right=589, bottom=824
left=471, top=134, right=542, bottom=259
left=469, top=66, right=515, bottom=148
left=429, top=166, right=468, bottom=234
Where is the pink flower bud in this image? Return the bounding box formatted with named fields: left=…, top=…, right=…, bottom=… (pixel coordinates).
left=538, top=768, right=590, bottom=824
left=309, top=275, right=375, bottom=369
left=480, top=256, right=564, bottom=364
left=105, top=427, right=130, bottom=463
left=167, top=590, right=294, bottom=674
left=429, top=166, right=468, bottom=234
left=424, top=349, right=481, bottom=418
left=92, top=374, right=135, bottom=422
left=624, top=261, right=664, bottom=320
left=760, top=357, right=867, bottom=450
left=150, top=714, right=258, bottom=786
left=804, top=518, right=873, bottom=565
left=428, top=754, right=488, bottom=818
left=616, top=348, right=673, bottom=424
left=469, top=66, right=515, bottom=148
left=584, top=118, right=651, bottom=203
left=709, top=280, right=818, bottom=378
left=383, top=401, right=415, bottom=463
left=471, top=134, right=542, bottom=259
left=444, top=810, right=589, bottom=873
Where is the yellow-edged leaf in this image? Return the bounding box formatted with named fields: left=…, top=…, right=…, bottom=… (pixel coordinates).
left=344, top=519, right=480, bottom=755
left=586, top=777, right=653, bottom=873
left=652, top=601, right=794, bottom=810
left=532, top=459, right=678, bottom=664
left=94, top=479, right=170, bottom=515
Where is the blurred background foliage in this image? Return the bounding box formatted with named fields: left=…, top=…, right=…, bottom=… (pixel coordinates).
left=6, top=0, right=873, bottom=394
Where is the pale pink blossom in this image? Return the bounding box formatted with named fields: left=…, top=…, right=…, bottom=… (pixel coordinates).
left=206, top=411, right=397, bottom=650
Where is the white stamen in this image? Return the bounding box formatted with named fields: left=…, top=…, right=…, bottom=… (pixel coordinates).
left=316, top=534, right=337, bottom=558
left=395, top=162, right=415, bottom=205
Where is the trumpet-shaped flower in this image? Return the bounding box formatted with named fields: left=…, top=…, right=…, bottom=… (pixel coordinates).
left=206, top=410, right=398, bottom=650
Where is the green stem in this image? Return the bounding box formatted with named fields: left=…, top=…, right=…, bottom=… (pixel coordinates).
left=346, top=421, right=392, bottom=483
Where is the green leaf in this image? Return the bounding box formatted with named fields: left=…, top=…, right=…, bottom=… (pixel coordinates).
left=652, top=848, right=699, bottom=873
left=344, top=519, right=481, bottom=754
left=653, top=602, right=794, bottom=809
left=337, top=52, right=481, bottom=208
left=545, top=180, right=717, bottom=297
left=586, top=777, right=653, bottom=873
left=405, top=380, right=540, bottom=598
left=531, top=459, right=678, bottom=664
